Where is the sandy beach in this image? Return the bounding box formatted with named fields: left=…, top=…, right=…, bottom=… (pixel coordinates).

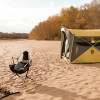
left=0, top=39, right=100, bottom=100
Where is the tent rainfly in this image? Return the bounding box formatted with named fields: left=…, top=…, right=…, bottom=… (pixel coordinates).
left=61, top=27, right=100, bottom=63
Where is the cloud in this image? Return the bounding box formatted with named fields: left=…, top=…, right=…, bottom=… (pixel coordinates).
left=0, top=6, right=62, bottom=33
left=0, top=0, right=92, bottom=33
left=82, top=0, right=92, bottom=3
left=49, top=1, right=55, bottom=7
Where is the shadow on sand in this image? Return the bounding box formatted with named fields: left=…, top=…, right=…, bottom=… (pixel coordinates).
left=36, top=85, right=100, bottom=100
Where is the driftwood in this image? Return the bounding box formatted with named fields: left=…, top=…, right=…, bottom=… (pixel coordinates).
left=0, top=88, right=20, bottom=100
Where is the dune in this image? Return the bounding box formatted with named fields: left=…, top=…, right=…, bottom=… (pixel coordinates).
left=0, top=40, right=100, bottom=100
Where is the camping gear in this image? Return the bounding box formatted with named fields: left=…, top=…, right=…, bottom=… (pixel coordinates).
left=61, top=27, right=100, bottom=63
left=9, top=51, right=36, bottom=83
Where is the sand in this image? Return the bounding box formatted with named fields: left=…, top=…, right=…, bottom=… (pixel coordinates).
left=0, top=39, right=100, bottom=100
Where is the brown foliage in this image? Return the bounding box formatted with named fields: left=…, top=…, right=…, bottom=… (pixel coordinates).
left=0, top=32, right=28, bottom=39
left=29, top=0, right=100, bottom=40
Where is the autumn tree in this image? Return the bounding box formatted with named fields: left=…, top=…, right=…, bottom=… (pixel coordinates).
left=0, top=32, right=28, bottom=39
left=29, top=0, right=100, bottom=40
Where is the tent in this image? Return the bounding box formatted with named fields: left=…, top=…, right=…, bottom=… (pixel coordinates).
left=61, top=27, right=100, bottom=63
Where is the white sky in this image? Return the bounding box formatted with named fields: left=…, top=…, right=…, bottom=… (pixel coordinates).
left=0, top=0, right=92, bottom=33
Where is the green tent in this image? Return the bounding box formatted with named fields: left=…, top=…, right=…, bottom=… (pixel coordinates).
left=61, top=27, right=100, bottom=63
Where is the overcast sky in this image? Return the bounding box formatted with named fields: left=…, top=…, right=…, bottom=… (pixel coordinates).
left=0, top=0, right=92, bottom=33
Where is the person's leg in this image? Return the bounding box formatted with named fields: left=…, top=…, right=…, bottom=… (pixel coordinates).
left=64, top=39, right=69, bottom=57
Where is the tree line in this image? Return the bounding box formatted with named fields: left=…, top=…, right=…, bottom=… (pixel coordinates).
left=29, top=0, right=100, bottom=40
left=0, top=32, right=28, bottom=39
